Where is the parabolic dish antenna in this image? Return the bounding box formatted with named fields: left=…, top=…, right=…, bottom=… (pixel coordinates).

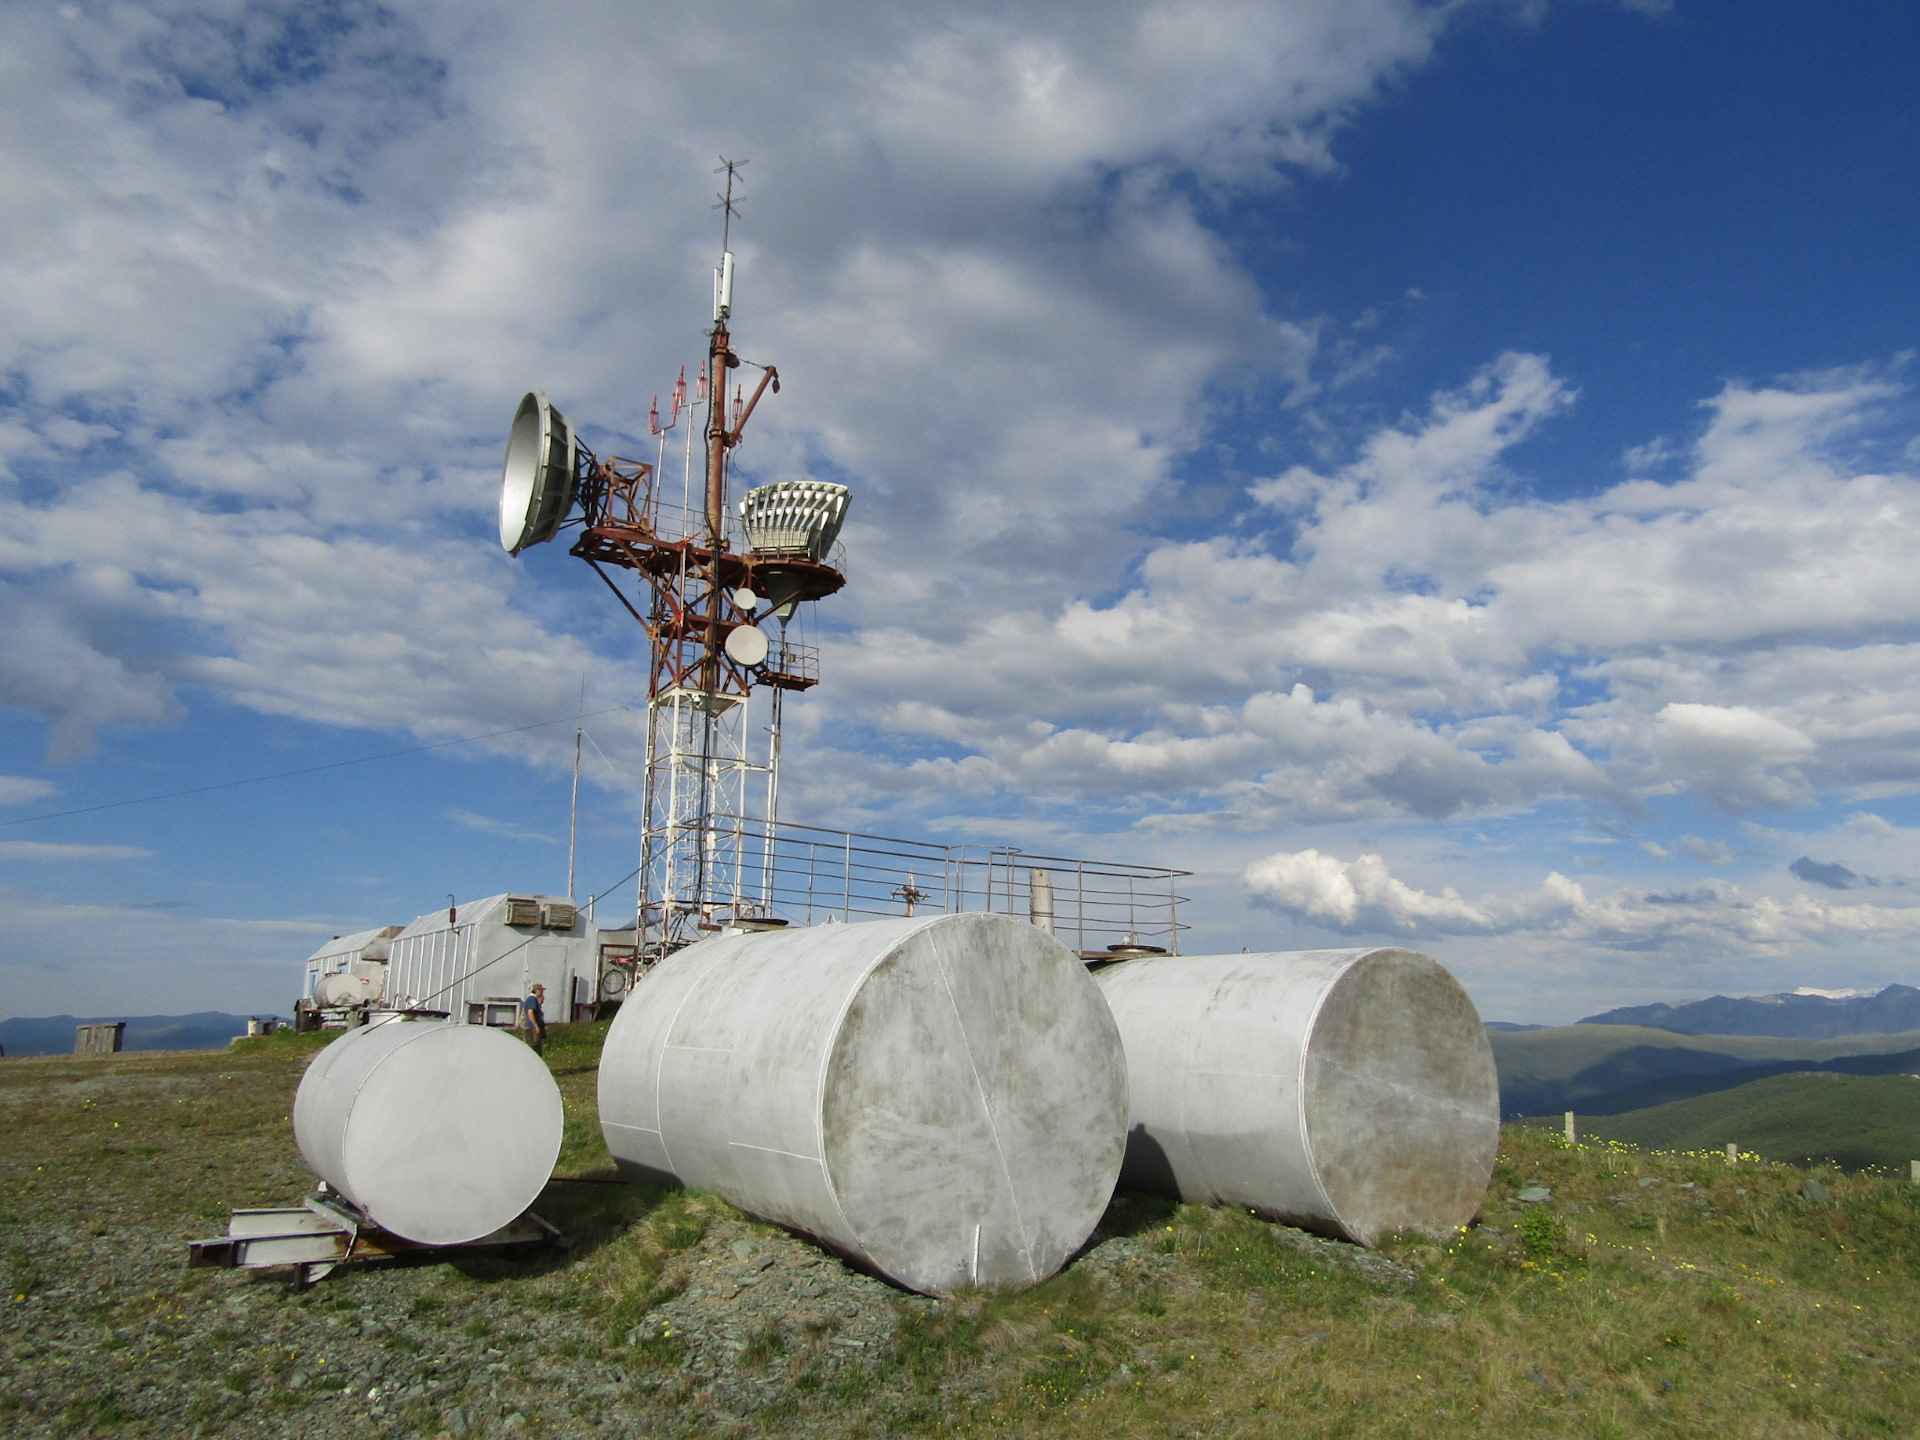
left=724, top=623, right=771, bottom=667
left=499, top=391, right=578, bottom=554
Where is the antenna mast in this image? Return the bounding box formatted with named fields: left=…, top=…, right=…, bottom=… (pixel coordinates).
left=559, top=158, right=849, bottom=961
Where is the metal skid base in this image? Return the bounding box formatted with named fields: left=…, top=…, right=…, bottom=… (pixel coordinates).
left=188, top=1187, right=559, bottom=1289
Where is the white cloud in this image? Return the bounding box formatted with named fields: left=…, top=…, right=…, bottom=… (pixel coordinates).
left=26, top=3, right=1907, bottom=847
left=819, top=352, right=1920, bottom=836
left=2, top=0, right=1916, bottom=1012
left=0, top=777, right=57, bottom=808
left=0, top=841, right=150, bottom=861
left=0, top=883, right=339, bottom=1016
left=1243, top=846, right=1920, bottom=956
left=0, top=0, right=1456, bottom=769
left=446, top=809, right=558, bottom=845
left=1242, top=847, right=1499, bottom=933
left=1650, top=705, right=1815, bottom=812
left=1679, top=835, right=1734, bottom=865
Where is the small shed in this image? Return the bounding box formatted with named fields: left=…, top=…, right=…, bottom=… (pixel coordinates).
left=75, top=1022, right=125, bottom=1056
left=386, top=894, right=597, bottom=1027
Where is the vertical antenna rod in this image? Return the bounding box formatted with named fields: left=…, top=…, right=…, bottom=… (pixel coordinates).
left=567, top=675, right=583, bottom=900
left=703, top=157, right=747, bottom=692
left=689, top=156, right=747, bottom=911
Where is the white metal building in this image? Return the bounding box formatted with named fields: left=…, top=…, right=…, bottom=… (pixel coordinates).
left=385, top=894, right=599, bottom=1026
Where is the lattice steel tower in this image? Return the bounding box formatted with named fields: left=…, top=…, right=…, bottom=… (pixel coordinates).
left=497, top=159, right=849, bottom=959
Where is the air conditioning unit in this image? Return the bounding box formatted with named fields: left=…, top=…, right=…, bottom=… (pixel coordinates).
left=504, top=897, right=542, bottom=927
left=542, top=901, right=578, bottom=931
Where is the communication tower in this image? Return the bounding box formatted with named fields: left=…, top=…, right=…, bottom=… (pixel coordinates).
left=497, top=159, right=849, bottom=960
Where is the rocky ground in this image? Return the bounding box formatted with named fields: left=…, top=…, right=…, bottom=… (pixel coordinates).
left=5, top=1203, right=931, bottom=1438
left=1, top=1152, right=1401, bottom=1439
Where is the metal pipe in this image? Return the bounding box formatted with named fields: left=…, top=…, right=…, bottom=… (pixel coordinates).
left=1029, top=869, right=1055, bottom=935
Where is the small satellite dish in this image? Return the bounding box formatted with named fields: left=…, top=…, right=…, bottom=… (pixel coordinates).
left=724, top=623, right=770, bottom=667
left=499, top=392, right=578, bottom=554
left=734, top=588, right=758, bottom=612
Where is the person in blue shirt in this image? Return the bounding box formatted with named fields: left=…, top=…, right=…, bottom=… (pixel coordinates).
left=520, top=983, right=547, bottom=1054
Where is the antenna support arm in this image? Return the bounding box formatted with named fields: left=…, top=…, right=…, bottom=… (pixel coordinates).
left=726, top=366, right=780, bottom=447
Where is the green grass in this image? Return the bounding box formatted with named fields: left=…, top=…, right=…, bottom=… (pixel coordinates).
left=6, top=1020, right=1919, bottom=1437
left=223, top=1026, right=343, bottom=1061
left=1556, top=1072, right=1920, bottom=1172
left=775, top=1130, right=1920, bottom=1437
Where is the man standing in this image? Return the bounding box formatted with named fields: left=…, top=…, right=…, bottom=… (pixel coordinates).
left=521, top=983, right=548, bottom=1055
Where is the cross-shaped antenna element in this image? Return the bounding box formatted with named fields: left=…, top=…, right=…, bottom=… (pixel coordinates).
left=713, top=156, right=748, bottom=253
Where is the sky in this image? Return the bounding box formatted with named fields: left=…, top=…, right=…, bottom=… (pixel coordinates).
left=5, top=0, right=1920, bottom=1024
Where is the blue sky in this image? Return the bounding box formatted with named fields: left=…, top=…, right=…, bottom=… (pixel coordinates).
left=5, top=0, right=1920, bottom=1023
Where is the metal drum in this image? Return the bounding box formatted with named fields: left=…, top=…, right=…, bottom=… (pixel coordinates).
left=292, top=1019, right=563, bottom=1245
left=1095, top=947, right=1498, bottom=1245
left=598, top=912, right=1127, bottom=1296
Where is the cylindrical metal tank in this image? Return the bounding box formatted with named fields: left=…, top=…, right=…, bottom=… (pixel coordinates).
left=1095, top=947, right=1498, bottom=1245
left=598, top=912, right=1127, bottom=1297
left=315, top=961, right=386, bottom=1008
left=292, top=1019, right=563, bottom=1246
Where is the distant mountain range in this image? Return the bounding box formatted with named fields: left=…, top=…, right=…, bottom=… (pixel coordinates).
left=0, top=1012, right=265, bottom=1057
left=1579, top=984, right=1920, bottom=1039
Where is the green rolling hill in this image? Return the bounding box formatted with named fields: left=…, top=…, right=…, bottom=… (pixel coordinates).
left=1488, top=1023, right=1920, bottom=1118
left=1568, top=1071, right=1920, bottom=1172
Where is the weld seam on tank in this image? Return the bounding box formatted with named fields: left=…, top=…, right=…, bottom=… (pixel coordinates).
left=933, top=933, right=1037, bottom=1287
left=811, top=946, right=872, bottom=1275
left=1294, top=974, right=1341, bottom=1231
left=647, top=983, right=705, bottom=1184
left=731, top=1141, right=816, bottom=1161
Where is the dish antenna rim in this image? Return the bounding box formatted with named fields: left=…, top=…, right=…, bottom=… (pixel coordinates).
left=499, top=390, right=578, bottom=555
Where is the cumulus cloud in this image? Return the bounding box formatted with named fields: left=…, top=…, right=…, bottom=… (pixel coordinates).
left=1242, top=847, right=1502, bottom=933
left=0, top=0, right=1456, bottom=773
left=6, top=0, right=1920, bottom=910
left=1244, top=846, right=1920, bottom=955
left=827, top=351, right=1920, bottom=834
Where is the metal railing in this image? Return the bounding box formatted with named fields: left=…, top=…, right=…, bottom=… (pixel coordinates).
left=700, top=817, right=1188, bottom=955
left=606, top=484, right=849, bottom=574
